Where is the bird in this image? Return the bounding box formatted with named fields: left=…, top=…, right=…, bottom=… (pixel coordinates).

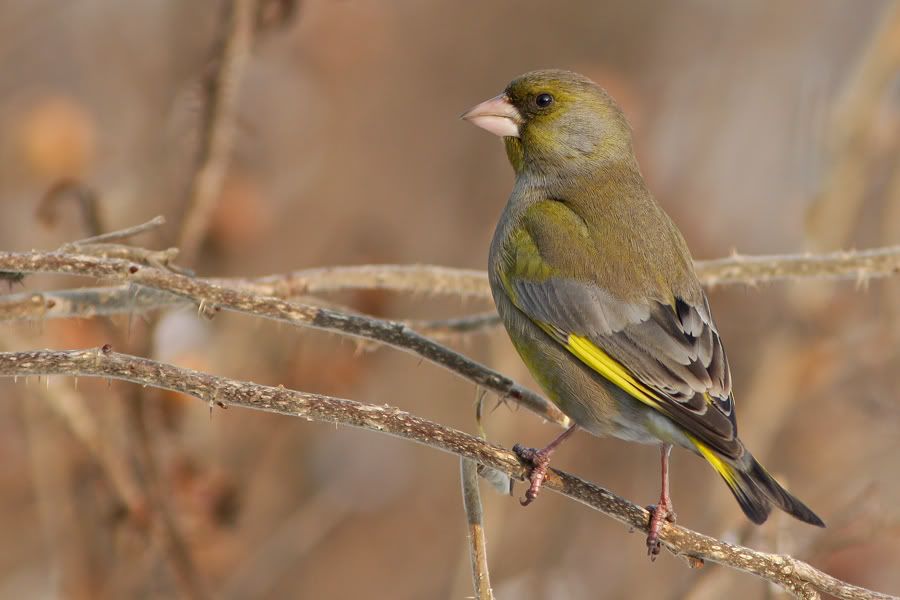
left=461, top=69, right=824, bottom=557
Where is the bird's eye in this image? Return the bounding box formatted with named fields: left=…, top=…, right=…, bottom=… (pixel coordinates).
left=535, top=93, right=554, bottom=108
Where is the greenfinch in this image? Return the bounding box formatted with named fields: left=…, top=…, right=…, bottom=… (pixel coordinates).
left=462, top=69, right=824, bottom=556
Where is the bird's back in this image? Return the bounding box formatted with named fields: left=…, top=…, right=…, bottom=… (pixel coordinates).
left=492, top=161, right=702, bottom=311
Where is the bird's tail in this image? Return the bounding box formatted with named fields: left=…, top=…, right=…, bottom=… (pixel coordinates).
left=692, top=438, right=825, bottom=527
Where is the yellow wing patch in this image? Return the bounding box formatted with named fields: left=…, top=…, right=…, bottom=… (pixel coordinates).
left=564, top=330, right=740, bottom=487
left=565, top=333, right=663, bottom=411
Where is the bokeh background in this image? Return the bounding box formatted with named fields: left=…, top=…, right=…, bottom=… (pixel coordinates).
left=1, top=1, right=899, bottom=598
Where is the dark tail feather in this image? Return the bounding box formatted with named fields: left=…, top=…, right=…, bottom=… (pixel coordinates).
left=740, top=454, right=825, bottom=527
left=693, top=438, right=825, bottom=527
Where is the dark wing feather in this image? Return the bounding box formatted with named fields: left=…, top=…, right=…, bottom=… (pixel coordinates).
left=510, top=276, right=739, bottom=458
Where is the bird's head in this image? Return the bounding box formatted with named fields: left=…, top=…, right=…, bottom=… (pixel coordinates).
left=462, top=69, right=633, bottom=177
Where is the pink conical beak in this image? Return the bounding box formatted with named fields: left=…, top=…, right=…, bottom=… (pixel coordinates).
left=461, top=94, right=522, bottom=138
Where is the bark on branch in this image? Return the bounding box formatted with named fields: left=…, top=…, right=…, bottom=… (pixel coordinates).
left=0, top=349, right=894, bottom=600
left=0, top=250, right=567, bottom=426
left=5, top=244, right=900, bottom=331
left=227, top=245, right=900, bottom=298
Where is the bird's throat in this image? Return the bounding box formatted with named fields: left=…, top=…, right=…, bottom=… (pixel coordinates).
left=504, top=136, right=526, bottom=174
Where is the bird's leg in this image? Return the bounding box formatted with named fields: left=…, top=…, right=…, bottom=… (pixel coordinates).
left=512, top=424, right=578, bottom=506
left=646, top=443, right=677, bottom=559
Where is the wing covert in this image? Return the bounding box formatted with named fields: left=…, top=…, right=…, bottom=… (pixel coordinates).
left=505, top=272, right=738, bottom=457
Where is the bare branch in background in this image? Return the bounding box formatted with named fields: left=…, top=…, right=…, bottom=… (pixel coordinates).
left=255, top=0, right=300, bottom=32
left=460, top=391, right=497, bottom=600
left=36, top=179, right=105, bottom=236
left=0, top=250, right=568, bottom=427
left=6, top=243, right=899, bottom=326
left=0, top=348, right=895, bottom=600
left=0, top=333, right=147, bottom=520
left=1, top=214, right=210, bottom=600
left=219, top=483, right=351, bottom=600
left=461, top=458, right=493, bottom=600
left=695, top=245, right=900, bottom=287
left=1, top=242, right=900, bottom=413
left=177, top=0, right=258, bottom=264
left=805, top=2, right=900, bottom=250
left=0, top=284, right=502, bottom=341
left=62, top=215, right=167, bottom=249
left=408, top=312, right=502, bottom=340
left=245, top=264, right=493, bottom=299
left=225, top=245, right=900, bottom=298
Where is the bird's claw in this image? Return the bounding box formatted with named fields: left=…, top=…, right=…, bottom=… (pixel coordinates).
left=645, top=503, right=676, bottom=560
left=513, top=443, right=552, bottom=506
left=645, top=504, right=677, bottom=523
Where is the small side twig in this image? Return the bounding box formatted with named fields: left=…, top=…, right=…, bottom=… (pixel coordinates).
left=409, top=312, right=501, bottom=339
left=0, top=348, right=896, bottom=600
left=461, top=458, right=493, bottom=600
left=62, top=215, right=167, bottom=249
left=37, top=179, right=105, bottom=236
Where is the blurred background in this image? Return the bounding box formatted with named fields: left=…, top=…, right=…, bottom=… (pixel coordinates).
left=1, top=1, right=899, bottom=598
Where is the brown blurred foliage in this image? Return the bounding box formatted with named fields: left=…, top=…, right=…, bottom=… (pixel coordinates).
left=1, top=1, right=899, bottom=599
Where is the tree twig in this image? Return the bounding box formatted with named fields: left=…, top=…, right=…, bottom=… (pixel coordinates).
left=5, top=215, right=209, bottom=600
left=0, top=342, right=148, bottom=520
left=0, top=251, right=567, bottom=427
left=461, top=459, right=493, bottom=600
left=245, top=264, right=492, bottom=298
left=5, top=242, right=900, bottom=327
left=37, top=179, right=105, bottom=237
left=0, top=348, right=895, bottom=600
left=3, top=244, right=900, bottom=419
left=222, top=245, right=900, bottom=298
left=408, top=312, right=502, bottom=340
left=696, top=245, right=900, bottom=287
left=804, top=2, right=900, bottom=250
left=177, top=0, right=257, bottom=264
left=62, top=215, right=167, bottom=249
left=0, top=285, right=501, bottom=342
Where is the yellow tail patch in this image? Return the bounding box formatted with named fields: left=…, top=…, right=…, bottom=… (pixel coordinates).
left=689, top=435, right=737, bottom=487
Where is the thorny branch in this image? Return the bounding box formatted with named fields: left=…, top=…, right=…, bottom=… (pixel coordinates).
left=0, top=349, right=895, bottom=600
left=696, top=245, right=900, bottom=287
left=4, top=243, right=900, bottom=328
left=0, top=250, right=567, bottom=426
left=3, top=216, right=209, bottom=599
left=4, top=242, right=900, bottom=418
left=3, top=222, right=900, bottom=598
left=217, top=245, right=900, bottom=297
left=0, top=286, right=502, bottom=340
